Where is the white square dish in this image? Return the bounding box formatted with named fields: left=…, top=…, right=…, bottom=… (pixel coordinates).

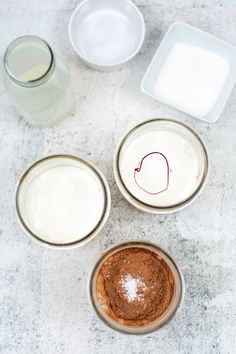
left=141, top=22, right=236, bottom=122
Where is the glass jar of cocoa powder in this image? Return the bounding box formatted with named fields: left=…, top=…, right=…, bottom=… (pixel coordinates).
left=89, top=241, right=184, bottom=334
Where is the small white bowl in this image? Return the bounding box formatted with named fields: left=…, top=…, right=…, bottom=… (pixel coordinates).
left=69, top=0, right=145, bottom=70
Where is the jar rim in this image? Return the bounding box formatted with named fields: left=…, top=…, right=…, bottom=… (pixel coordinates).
left=4, top=35, right=55, bottom=87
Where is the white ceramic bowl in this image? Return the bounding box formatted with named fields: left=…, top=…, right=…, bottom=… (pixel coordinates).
left=141, top=22, right=236, bottom=123
left=69, top=0, right=145, bottom=70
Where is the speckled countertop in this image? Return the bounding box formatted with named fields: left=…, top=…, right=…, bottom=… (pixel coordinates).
left=0, top=1, right=236, bottom=353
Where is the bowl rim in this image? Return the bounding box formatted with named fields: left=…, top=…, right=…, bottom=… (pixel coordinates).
left=68, top=0, right=145, bottom=67
left=15, top=154, right=111, bottom=249
left=113, top=118, right=209, bottom=214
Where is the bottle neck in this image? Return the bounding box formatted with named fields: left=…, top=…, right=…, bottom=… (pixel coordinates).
left=4, top=35, right=55, bottom=88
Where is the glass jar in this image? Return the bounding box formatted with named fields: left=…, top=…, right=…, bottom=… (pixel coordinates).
left=3, top=36, right=73, bottom=127
left=114, top=118, right=208, bottom=214
left=16, top=155, right=111, bottom=249
left=89, top=241, right=184, bottom=334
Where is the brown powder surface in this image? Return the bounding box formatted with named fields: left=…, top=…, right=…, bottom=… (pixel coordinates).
left=96, top=247, right=175, bottom=327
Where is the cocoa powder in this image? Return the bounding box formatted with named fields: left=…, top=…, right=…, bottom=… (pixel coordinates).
left=96, top=247, right=175, bottom=326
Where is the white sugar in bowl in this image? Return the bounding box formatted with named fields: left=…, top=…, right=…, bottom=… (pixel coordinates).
left=69, top=0, right=145, bottom=70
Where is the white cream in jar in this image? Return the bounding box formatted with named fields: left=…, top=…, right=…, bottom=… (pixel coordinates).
left=116, top=120, right=208, bottom=210
left=16, top=156, right=110, bottom=246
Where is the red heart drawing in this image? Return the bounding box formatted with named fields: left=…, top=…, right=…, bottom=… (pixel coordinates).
left=134, top=152, right=170, bottom=195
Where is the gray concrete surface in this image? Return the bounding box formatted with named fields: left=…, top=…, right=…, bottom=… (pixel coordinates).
left=0, top=0, right=235, bottom=353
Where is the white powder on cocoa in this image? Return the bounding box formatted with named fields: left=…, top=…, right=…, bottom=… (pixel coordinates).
left=120, top=273, right=147, bottom=302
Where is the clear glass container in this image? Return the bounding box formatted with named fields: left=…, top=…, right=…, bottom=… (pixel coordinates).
left=114, top=119, right=208, bottom=214
left=16, top=155, right=111, bottom=249
left=3, top=36, right=73, bottom=127
left=89, top=241, right=184, bottom=334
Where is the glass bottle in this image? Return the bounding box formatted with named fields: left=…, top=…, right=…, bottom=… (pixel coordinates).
left=3, top=35, right=73, bottom=127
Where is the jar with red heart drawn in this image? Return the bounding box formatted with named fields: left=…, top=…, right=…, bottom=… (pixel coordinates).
left=114, top=119, right=208, bottom=214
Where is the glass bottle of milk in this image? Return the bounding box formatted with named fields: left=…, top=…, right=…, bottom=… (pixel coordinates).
left=3, top=35, right=73, bottom=127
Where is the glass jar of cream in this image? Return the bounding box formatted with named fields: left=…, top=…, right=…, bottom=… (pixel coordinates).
left=16, top=155, right=111, bottom=248
left=114, top=119, right=208, bottom=213
left=3, top=36, right=73, bottom=127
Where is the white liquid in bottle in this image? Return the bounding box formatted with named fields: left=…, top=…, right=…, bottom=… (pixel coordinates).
left=4, top=36, right=73, bottom=127
left=20, top=65, right=49, bottom=81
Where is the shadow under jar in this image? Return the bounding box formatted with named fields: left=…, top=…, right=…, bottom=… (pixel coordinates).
left=4, top=36, right=73, bottom=127
left=90, top=241, right=184, bottom=334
